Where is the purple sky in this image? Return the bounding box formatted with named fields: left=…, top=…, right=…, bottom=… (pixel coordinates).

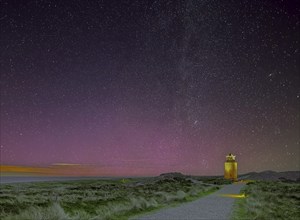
left=1, top=0, right=299, bottom=176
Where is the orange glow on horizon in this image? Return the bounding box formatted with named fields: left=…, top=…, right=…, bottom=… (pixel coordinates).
left=0, top=165, right=50, bottom=174
left=0, top=164, right=158, bottom=177
left=0, top=164, right=108, bottom=176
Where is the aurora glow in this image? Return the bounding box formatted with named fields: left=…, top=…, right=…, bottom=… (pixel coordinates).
left=1, top=0, right=299, bottom=176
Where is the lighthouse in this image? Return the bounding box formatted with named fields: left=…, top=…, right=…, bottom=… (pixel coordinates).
left=224, top=153, right=237, bottom=181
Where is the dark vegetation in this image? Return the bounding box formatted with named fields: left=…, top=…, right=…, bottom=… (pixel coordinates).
left=0, top=174, right=222, bottom=220
left=231, top=180, right=300, bottom=220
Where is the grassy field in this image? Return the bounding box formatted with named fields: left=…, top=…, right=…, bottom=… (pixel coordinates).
left=0, top=176, right=224, bottom=220
left=231, top=180, right=300, bottom=220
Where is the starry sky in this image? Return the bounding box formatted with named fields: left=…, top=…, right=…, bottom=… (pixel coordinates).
left=1, top=0, right=299, bottom=176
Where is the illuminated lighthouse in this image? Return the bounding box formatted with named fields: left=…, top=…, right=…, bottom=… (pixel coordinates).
left=224, top=153, right=237, bottom=181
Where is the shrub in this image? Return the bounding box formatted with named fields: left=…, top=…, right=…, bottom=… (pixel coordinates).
left=4, top=203, right=70, bottom=220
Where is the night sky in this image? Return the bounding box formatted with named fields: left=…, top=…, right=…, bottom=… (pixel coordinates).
left=1, top=0, right=299, bottom=176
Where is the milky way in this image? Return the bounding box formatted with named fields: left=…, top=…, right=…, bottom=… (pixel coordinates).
left=1, top=0, right=299, bottom=176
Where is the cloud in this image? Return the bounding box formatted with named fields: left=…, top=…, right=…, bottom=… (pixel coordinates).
left=51, top=163, right=83, bottom=166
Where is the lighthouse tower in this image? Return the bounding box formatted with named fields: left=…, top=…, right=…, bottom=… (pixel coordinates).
left=224, top=153, right=237, bottom=181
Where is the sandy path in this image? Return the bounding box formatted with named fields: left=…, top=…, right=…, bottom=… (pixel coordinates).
left=132, top=183, right=245, bottom=220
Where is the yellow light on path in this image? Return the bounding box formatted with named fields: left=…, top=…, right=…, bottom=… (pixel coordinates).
left=219, top=193, right=247, bottom=198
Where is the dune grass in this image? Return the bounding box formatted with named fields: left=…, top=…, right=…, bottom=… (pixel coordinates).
left=231, top=180, right=300, bottom=220
left=0, top=176, right=221, bottom=220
